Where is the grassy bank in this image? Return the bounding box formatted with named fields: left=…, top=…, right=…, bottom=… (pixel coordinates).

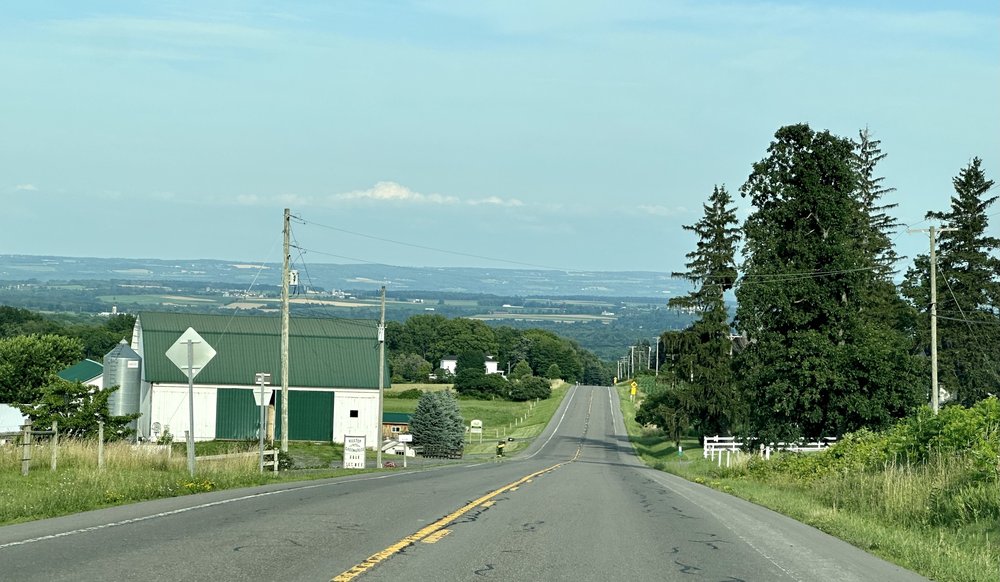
left=615, top=383, right=1000, bottom=582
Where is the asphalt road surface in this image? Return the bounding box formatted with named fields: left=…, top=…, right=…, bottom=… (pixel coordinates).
left=1, top=385, right=926, bottom=581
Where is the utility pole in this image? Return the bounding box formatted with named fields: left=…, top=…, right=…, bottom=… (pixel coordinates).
left=376, top=285, right=386, bottom=469
left=280, top=208, right=291, bottom=451
left=654, top=336, right=660, bottom=376
left=909, top=225, right=957, bottom=414
left=629, top=345, right=635, bottom=378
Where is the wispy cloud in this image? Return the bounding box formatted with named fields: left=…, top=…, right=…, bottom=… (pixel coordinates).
left=467, top=195, right=523, bottom=207
left=334, top=181, right=459, bottom=204
left=14, top=184, right=38, bottom=192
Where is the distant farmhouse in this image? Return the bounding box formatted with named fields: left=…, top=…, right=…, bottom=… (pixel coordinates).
left=128, top=312, right=389, bottom=447
left=439, top=355, right=504, bottom=376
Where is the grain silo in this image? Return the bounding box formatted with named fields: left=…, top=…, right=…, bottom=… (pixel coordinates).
left=103, top=340, right=142, bottom=435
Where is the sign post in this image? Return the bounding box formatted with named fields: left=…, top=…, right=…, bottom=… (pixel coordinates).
left=398, top=433, right=412, bottom=468
left=166, top=327, right=216, bottom=477
left=630, top=381, right=637, bottom=402
left=470, top=419, right=483, bottom=444
left=255, top=372, right=272, bottom=473
left=343, top=435, right=366, bottom=469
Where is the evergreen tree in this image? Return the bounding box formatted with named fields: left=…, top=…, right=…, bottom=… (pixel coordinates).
left=853, top=127, right=901, bottom=276
left=902, top=158, right=1000, bottom=406
left=735, top=124, right=920, bottom=441
left=666, top=185, right=741, bottom=434
left=410, top=391, right=464, bottom=457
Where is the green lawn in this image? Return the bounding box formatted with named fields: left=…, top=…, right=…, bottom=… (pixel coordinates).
left=383, top=381, right=570, bottom=456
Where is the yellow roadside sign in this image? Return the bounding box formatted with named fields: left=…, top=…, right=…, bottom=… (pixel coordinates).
left=630, top=381, right=637, bottom=395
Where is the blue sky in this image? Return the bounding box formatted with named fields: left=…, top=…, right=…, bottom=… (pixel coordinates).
left=2, top=1, right=997, bottom=275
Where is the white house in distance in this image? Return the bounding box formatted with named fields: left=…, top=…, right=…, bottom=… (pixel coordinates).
left=439, top=355, right=504, bottom=376
left=131, top=312, right=389, bottom=447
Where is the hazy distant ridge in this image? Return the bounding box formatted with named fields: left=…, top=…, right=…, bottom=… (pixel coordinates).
left=0, top=255, right=682, bottom=298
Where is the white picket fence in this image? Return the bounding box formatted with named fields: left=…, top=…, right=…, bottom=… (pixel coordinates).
left=703, top=435, right=837, bottom=466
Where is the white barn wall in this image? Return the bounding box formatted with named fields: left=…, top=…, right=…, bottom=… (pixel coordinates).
left=150, top=384, right=217, bottom=442
left=333, top=389, right=379, bottom=447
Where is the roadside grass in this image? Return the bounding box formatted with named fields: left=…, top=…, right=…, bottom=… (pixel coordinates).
left=0, top=383, right=572, bottom=526
left=614, top=384, right=1000, bottom=582
left=0, top=439, right=375, bottom=526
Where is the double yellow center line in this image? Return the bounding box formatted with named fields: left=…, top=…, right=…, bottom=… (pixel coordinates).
left=331, top=459, right=572, bottom=581
left=332, top=389, right=591, bottom=581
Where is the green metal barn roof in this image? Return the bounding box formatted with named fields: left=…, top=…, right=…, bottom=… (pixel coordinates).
left=136, top=312, right=389, bottom=389
left=382, top=412, right=411, bottom=424
left=57, top=359, right=104, bottom=383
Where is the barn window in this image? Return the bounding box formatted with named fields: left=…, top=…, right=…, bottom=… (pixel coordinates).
left=391, top=426, right=400, bottom=433
left=349, top=410, right=359, bottom=418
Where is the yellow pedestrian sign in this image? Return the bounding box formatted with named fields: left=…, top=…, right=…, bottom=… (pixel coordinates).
left=629, top=381, right=637, bottom=401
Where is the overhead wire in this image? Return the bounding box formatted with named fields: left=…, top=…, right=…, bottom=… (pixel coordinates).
left=935, top=260, right=1000, bottom=386
left=291, top=215, right=572, bottom=271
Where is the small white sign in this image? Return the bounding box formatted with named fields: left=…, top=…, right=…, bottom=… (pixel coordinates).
left=343, top=435, right=366, bottom=469
left=252, top=389, right=273, bottom=407
left=127, top=360, right=139, bottom=369
left=398, top=434, right=413, bottom=443
left=470, top=419, right=483, bottom=434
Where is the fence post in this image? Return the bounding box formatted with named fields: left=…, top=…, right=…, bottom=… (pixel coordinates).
left=98, top=421, right=105, bottom=470
left=21, top=421, right=33, bottom=476
left=51, top=421, right=58, bottom=471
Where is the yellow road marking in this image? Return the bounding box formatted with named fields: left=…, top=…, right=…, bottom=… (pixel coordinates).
left=510, top=486, right=519, bottom=491
left=331, top=461, right=568, bottom=581
left=482, top=501, right=495, bottom=508
left=422, top=529, right=452, bottom=544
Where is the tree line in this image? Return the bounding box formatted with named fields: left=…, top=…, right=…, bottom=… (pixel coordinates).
left=385, top=314, right=614, bottom=389
left=640, top=123, right=998, bottom=444
left=0, top=307, right=138, bottom=438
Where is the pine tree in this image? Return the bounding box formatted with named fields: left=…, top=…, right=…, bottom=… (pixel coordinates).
left=853, top=127, right=901, bottom=276
left=902, top=158, right=1000, bottom=406
left=735, top=124, right=920, bottom=441
left=666, top=185, right=741, bottom=434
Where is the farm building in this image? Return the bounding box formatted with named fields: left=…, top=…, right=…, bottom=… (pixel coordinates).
left=131, top=312, right=389, bottom=447
left=57, top=359, right=104, bottom=388
left=382, top=412, right=411, bottom=440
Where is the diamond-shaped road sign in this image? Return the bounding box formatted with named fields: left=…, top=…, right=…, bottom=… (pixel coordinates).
left=166, top=327, right=217, bottom=380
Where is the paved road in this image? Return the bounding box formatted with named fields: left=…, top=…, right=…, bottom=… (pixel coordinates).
left=1, top=386, right=925, bottom=581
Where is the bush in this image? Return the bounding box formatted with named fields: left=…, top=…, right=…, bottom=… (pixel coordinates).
left=510, top=376, right=551, bottom=401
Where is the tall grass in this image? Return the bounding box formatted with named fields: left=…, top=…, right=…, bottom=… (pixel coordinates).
left=0, top=438, right=355, bottom=526
left=616, top=385, right=1000, bottom=582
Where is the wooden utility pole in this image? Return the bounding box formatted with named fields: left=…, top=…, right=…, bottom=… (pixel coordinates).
left=281, top=208, right=291, bottom=451
left=910, top=224, right=957, bottom=414
left=376, top=285, right=386, bottom=469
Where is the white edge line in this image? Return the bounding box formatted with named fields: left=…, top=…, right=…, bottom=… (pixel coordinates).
left=523, top=384, right=578, bottom=460
left=0, top=471, right=406, bottom=550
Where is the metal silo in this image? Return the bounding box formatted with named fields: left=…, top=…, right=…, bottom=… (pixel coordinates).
left=103, top=340, right=142, bottom=435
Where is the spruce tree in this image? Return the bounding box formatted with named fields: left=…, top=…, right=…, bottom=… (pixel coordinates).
left=735, top=124, right=920, bottom=441
left=853, top=127, right=901, bottom=276
left=666, top=185, right=740, bottom=434
left=902, top=158, right=1000, bottom=406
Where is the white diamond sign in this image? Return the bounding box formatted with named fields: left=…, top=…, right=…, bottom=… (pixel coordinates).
left=166, top=327, right=217, bottom=380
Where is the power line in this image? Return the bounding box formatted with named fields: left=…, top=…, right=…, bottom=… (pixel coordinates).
left=292, top=216, right=572, bottom=271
